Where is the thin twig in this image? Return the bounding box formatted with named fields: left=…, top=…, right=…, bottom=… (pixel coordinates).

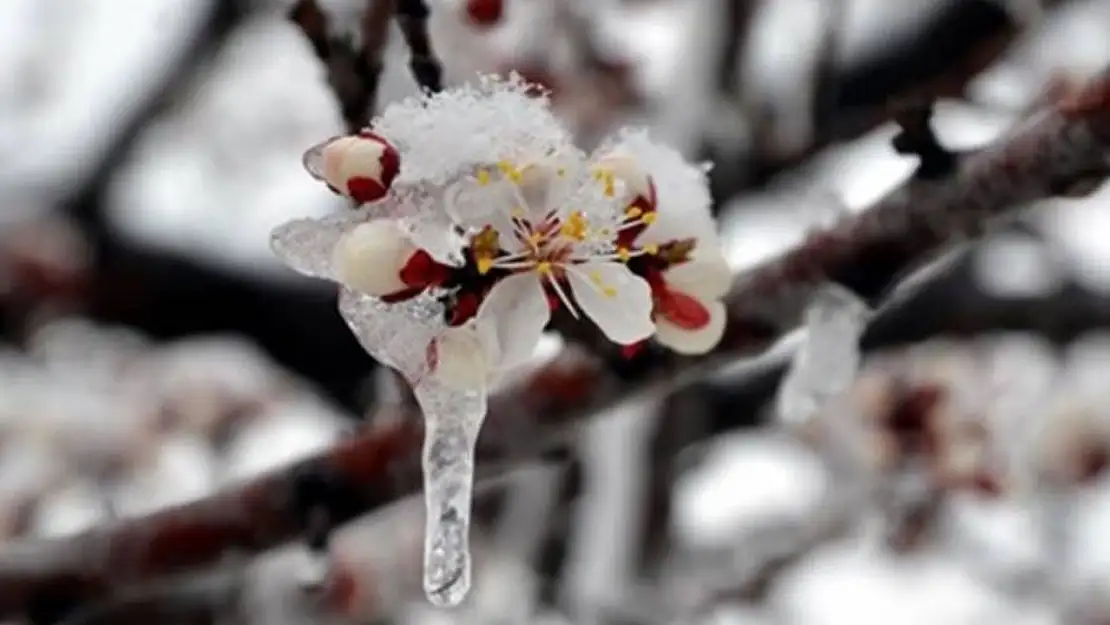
left=289, top=0, right=396, bottom=132
left=395, top=0, right=443, bottom=93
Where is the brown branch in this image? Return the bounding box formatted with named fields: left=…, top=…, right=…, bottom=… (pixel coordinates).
left=395, top=0, right=443, bottom=94
left=734, top=0, right=1080, bottom=191
left=290, top=0, right=443, bottom=132
left=2, top=67, right=1110, bottom=623
left=722, top=69, right=1110, bottom=339
left=289, top=0, right=395, bottom=132
left=51, top=567, right=243, bottom=625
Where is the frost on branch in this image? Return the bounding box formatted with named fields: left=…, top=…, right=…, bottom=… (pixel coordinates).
left=269, top=74, right=727, bottom=606
left=776, top=284, right=872, bottom=428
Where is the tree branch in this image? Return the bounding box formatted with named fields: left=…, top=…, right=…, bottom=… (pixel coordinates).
left=289, top=0, right=396, bottom=132
left=395, top=0, right=443, bottom=94
left=290, top=0, right=443, bottom=132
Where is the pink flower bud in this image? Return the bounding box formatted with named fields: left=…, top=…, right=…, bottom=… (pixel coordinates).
left=303, top=132, right=400, bottom=204
left=465, top=0, right=503, bottom=27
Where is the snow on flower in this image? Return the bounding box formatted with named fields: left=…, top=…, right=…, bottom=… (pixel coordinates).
left=272, top=75, right=729, bottom=390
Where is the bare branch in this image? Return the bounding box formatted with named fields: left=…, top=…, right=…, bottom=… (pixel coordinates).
left=289, top=0, right=396, bottom=132
left=395, top=0, right=443, bottom=94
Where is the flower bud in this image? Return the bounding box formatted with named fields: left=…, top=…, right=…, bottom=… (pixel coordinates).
left=304, top=132, right=400, bottom=204
left=429, top=326, right=492, bottom=390
left=465, top=0, right=503, bottom=27
left=333, top=220, right=416, bottom=296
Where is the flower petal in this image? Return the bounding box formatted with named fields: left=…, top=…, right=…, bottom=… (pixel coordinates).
left=515, top=157, right=573, bottom=218
left=654, top=298, right=727, bottom=355
left=657, top=289, right=711, bottom=330
left=473, top=272, right=550, bottom=369
left=597, top=128, right=716, bottom=247
left=593, top=151, right=655, bottom=207
left=443, top=176, right=525, bottom=253
left=430, top=325, right=495, bottom=390
left=567, top=261, right=655, bottom=345
left=662, top=248, right=732, bottom=301
left=332, top=219, right=417, bottom=296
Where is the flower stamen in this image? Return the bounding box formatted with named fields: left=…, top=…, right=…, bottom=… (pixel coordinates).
left=544, top=271, right=579, bottom=318
left=559, top=211, right=590, bottom=241
left=498, top=160, right=523, bottom=184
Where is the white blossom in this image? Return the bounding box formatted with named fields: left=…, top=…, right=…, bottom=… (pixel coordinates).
left=271, top=75, right=730, bottom=391
left=606, top=129, right=732, bottom=356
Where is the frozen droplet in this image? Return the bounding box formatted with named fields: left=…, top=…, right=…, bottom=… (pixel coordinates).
left=301, top=138, right=334, bottom=182
left=414, top=379, right=488, bottom=607
left=777, top=284, right=871, bottom=426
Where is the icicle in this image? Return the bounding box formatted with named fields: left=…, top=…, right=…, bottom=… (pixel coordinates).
left=413, top=379, right=487, bottom=607
left=776, top=283, right=871, bottom=426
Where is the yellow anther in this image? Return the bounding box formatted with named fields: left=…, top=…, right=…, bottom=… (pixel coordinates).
left=472, top=226, right=501, bottom=261
left=604, top=181, right=615, bottom=197
left=557, top=167, right=566, bottom=177
left=559, top=211, right=589, bottom=241
left=602, top=286, right=618, bottom=298
left=510, top=206, right=526, bottom=219
left=641, top=212, right=657, bottom=225
left=476, top=169, right=491, bottom=186
left=643, top=243, right=659, bottom=255
left=536, top=261, right=553, bottom=275
left=476, top=256, right=495, bottom=275
left=617, top=247, right=631, bottom=262
left=528, top=231, right=544, bottom=247
left=625, top=206, right=643, bottom=219
left=589, top=271, right=604, bottom=285
left=498, top=160, right=522, bottom=183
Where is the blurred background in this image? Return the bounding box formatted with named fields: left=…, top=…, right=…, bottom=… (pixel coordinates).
left=5, top=0, right=1110, bottom=623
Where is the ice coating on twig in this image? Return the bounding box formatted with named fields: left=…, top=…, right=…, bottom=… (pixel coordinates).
left=777, top=284, right=872, bottom=426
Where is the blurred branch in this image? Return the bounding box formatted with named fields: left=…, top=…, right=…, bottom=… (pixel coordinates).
left=395, top=0, right=444, bottom=93
left=2, top=62, right=1110, bottom=623
left=722, top=67, right=1110, bottom=335
left=731, top=0, right=1076, bottom=191
left=51, top=568, right=243, bottom=625
left=714, top=0, right=759, bottom=99
left=289, top=0, right=396, bottom=132
left=64, top=0, right=253, bottom=234
left=290, top=0, right=442, bottom=133
left=810, top=0, right=848, bottom=136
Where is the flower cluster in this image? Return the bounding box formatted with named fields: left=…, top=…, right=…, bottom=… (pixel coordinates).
left=271, top=75, right=729, bottom=391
